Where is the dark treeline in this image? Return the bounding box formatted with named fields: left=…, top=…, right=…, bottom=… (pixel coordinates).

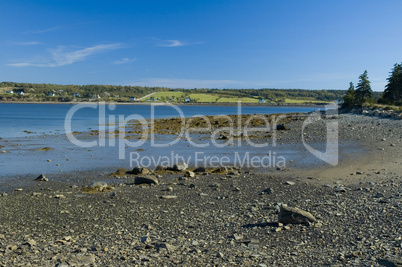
left=342, top=63, right=402, bottom=108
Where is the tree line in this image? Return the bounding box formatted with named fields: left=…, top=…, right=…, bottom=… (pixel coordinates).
left=342, top=63, right=402, bottom=108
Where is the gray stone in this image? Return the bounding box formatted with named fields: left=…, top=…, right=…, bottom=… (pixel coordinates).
left=35, top=174, right=48, bottom=182
left=66, top=254, right=96, bottom=266
left=184, top=171, right=195, bottom=177
left=172, top=162, right=188, bottom=171
left=134, top=175, right=159, bottom=185
left=278, top=205, right=317, bottom=224
left=130, top=167, right=150, bottom=175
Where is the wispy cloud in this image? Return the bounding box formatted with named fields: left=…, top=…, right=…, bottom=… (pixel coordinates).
left=8, top=44, right=122, bottom=67
left=127, top=78, right=241, bottom=89
left=25, top=26, right=63, bottom=34
left=9, top=41, right=44, bottom=46
left=113, top=57, right=136, bottom=64
left=154, top=38, right=203, bottom=47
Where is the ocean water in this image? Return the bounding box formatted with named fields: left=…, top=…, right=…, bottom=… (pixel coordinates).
left=0, top=103, right=323, bottom=138
left=1, top=103, right=355, bottom=178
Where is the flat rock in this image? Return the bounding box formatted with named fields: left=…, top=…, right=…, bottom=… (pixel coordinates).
left=134, top=175, right=159, bottom=185
left=66, top=254, right=96, bottom=266
left=278, top=205, right=317, bottom=224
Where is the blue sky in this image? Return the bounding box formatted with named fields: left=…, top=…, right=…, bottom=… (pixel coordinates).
left=1, top=0, right=401, bottom=91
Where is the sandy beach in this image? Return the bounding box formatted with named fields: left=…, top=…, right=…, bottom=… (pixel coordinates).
left=0, top=112, right=401, bottom=266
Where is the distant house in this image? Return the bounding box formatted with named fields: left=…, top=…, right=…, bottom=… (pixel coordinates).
left=48, top=92, right=55, bottom=97
left=93, top=94, right=100, bottom=99
left=5, top=90, right=13, bottom=94
left=258, top=98, right=266, bottom=103
left=114, top=95, right=119, bottom=98
left=150, top=96, right=155, bottom=101
left=14, top=89, right=25, bottom=95
left=73, top=93, right=80, bottom=97
left=129, top=97, right=136, bottom=101
left=184, top=97, right=192, bottom=102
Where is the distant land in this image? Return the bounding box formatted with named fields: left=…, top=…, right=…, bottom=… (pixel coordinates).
left=0, top=81, right=382, bottom=105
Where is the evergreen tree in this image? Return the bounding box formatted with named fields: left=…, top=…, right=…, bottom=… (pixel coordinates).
left=355, top=70, right=372, bottom=105
left=382, top=63, right=402, bottom=104
left=342, top=82, right=356, bottom=108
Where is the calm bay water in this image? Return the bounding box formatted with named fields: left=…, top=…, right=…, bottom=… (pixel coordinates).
left=0, top=103, right=322, bottom=138
left=1, top=103, right=355, bottom=178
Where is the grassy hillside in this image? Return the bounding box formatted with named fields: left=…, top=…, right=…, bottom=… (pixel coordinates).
left=0, top=81, right=350, bottom=104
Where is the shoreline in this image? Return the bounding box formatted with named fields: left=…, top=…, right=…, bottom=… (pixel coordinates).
left=0, top=100, right=330, bottom=108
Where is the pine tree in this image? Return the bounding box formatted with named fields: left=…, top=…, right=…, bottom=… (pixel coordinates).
left=382, top=63, right=402, bottom=104
left=355, top=70, right=372, bottom=105
left=342, top=82, right=356, bottom=108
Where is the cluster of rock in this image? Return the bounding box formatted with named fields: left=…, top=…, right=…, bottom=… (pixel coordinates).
left=354, top=107, right=402, bottom=119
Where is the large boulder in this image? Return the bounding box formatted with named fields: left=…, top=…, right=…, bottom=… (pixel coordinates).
left=278, top=205, right=317, bottom=224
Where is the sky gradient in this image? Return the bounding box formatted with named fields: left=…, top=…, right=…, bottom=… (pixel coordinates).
left=1, top=0, right=401, bottom=91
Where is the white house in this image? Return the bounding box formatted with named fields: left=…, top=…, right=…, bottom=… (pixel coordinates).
left=258, top=98, right=266, bottom=103
left=48, top=92, right=55, bottom=97
left=129, top=97, right=136, bottom=101
left=6, top=90, right=13, bottom=94
left=73, top=93, right=80, bottom=97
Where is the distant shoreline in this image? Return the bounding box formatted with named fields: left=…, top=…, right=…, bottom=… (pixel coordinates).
left=0, top=101, right=331, bottom=108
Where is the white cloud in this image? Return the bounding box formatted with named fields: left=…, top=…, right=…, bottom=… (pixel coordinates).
left=8, top=44, right=121, bottom=67
left=113, top=57, right=136, bottom=64
left=126, top=78, right=242, bottom=89
left=9, top=41, right=44, bottom=46
left=154, top=38, right=202, bottom=47
left=25, top=26, right=63, bottom=34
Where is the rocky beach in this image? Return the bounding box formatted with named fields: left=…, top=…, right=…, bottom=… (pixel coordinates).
left=0, top=112, right=401, bottom=266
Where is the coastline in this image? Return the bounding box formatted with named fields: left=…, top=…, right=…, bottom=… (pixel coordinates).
left=0, top=100, right=330, bottom=108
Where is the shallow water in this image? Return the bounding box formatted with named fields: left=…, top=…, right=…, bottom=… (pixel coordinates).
left=0, top=103, right=323, bottom=138
left=0, top=103, right=352, bottom=179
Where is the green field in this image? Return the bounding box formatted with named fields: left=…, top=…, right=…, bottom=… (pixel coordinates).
left=284, top=98, right=329, bottom=104
left=142, top=92, right=261, bottom=103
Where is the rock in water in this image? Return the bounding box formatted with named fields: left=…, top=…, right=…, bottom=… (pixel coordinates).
left=134, top=175, right=159, bottom=185
left=278, top=205, right=317, bottom=224
left=35, top=174, right=48, bottom=182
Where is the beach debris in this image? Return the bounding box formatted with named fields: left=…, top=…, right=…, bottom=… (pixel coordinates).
left=134, top=175, right=159, bottom=185
left=278, top=205, right=317, bottom=224
left=172, top=162, right=188, bottom=171
left=35, top=174, right=48, bottom=182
